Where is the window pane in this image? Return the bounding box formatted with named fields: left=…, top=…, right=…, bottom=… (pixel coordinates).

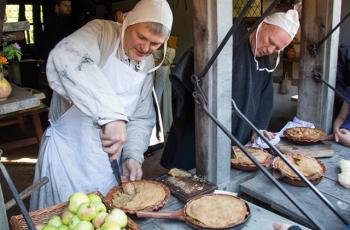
left=5, top=5, right=19, bottom=22
left=25, top=4, right=33, bottom=23
left=233, top=0, right=262, bottom=17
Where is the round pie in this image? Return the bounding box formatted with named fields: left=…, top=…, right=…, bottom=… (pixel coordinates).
left=184, top=194, right=250, bottom=229
left=272, top=153, right=326, bottom=186
left=104, top=180, right=170, bottom=213
left=284, top=127, right=327, bottom=144
left=231, top=146, right=272, bottom=171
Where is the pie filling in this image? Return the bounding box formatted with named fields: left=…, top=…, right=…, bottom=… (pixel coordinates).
left=231, top=147, right=270, bottom=166
left=112, top=181, right=166, bottom=211
left=274, top=154, right=324, bottom=179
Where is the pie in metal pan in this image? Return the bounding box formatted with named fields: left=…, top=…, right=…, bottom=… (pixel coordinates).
left=231, top=146, right=272, bottom=171
left=284, top=127, right=327, bottom=144
left=136, top=194, right=250, bottom=229
left=272, top=153, right=326, bottom=186
left=104, top=180, right=171, bottom=214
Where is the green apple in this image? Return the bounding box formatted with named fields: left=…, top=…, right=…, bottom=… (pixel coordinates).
left=76, top=202, right=98, bottom=221
left=61, top=208, right=74, bottom=225
left=68, top=192, right=89, bottom=214
left=88, top=193, right=102, bottom=203
left=100, top=222, right=121, bottom=230
left=91, top=201, right=107, bottom=213
left=68, top=215, right=80, bottom=229
left=74, top=220, right=94, bottom=230
left=104, top=208, right=127, bottom=228
left=41, top=225, right=58, bottom=230
left=92, top=211, right=108, bottom=228
left=57, top=225, right=69, bottom=230
left=47, top=215, right=62, bottom=227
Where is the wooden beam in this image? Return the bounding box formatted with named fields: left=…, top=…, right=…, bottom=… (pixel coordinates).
left=297, top=0, right=341, bottom=131
left=192, top=0, right=232, bottom=186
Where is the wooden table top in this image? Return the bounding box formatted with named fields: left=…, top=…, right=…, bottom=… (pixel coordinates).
left=240, top=141, right=350, bottom=230
left=0, top=85, right=40, bottom=115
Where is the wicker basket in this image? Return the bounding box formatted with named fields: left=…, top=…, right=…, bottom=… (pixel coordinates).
left=10, top=192, right=141, bottom=230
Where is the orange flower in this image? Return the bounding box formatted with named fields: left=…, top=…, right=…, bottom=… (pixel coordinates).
left=0, top=56, right=9, bottom=65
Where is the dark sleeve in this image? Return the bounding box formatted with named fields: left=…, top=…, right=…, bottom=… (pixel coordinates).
left=288, top=226, right=302, bottom=230
left=336, top=44, right=350, bottom=96
left=254, top=73, right=273, bottom=130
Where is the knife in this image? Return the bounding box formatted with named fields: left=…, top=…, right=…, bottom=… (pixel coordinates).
left=102, top=125, right=124, bottom=191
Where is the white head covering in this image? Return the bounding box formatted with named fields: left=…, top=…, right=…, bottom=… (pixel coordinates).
left=263, top=9, right=300, bottom=39
left=121, top=0, right=173, bottom=73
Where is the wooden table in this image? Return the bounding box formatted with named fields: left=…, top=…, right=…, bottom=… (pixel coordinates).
left=135, top=195, right=308, bottom=230
left=240, top=141, right=350, bottom=230
left=0, top=85, right=46, bottom=151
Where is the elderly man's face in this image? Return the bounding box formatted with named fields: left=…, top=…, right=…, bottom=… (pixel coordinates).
left=124, top=23, right=166, bottom=62
left=55, top=0, right=72, bottom=16
left=249, top=22, right=292, bottom=57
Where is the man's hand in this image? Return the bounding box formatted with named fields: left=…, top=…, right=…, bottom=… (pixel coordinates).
left=251, top=130, right=276, bottom=141
left=122, top=158, right=142, bottom=181
left=336, top=128, right=350, bottom=147
left=100, top=120, right=127, bottom=160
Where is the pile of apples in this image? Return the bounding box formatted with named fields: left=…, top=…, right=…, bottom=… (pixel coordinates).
left=40, top=192, right=128, bottom=230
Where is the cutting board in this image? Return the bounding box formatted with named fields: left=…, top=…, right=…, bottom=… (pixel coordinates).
left=275, top=139, right=335, bottom=158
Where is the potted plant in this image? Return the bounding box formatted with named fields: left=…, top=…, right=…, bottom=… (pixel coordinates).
left=0, top=42, right=22, bottom=101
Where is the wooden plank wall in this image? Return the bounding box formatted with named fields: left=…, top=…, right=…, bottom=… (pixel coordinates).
left=192, top=0, right=232, bottom=186
left=297, top=0, right=341, bottom=131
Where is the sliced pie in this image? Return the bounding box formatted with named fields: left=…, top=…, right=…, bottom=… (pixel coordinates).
left=184, top=194, right=249, bottom=229
left=284, top=127, right=327, bottom=144
left=231, top=146, right=272, bottom=171
left=272, top=153, right=326, bottom=186
left=105, top=180, right=170, bottom=213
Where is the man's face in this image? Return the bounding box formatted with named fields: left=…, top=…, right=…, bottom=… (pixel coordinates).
left=123, top=23, right=166, bottom=62
left=56, top=0, right=72, bottom=16
left=249, top=22, right=292, bottom=58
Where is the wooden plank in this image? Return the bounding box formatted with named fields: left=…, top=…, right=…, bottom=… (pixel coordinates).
left=0, top=137, right=37, bottom=151
left=3, top=21, right=30, bottom=32
left=192, top=0, right=232, bottom=186
left=0, top=85, right=40, bottom=115
left=297, top=0, right=341, bottom=132
left=135, top=195, right=308, bottom=230
left=276, top=139, right=335, bottom=158
left=240, top=144, right=350, bottom=229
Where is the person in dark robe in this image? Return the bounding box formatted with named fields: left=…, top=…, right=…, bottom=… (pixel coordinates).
left=42, top=0, right=74, bottom=60
left=161, top=10, right=299, bottom=170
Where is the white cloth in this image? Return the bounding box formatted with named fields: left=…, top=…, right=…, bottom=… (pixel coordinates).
left=247, top=117, right=315, bottom=149
left=264, top=9, right=300, bottom=38
left=30, top=34, right=148, bottom=211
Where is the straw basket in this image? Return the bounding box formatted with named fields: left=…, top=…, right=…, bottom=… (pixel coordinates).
left=10, top=192, right=141, bottom=230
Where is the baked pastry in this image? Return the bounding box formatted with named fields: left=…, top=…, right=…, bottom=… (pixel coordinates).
left=272, top=153, right=326, bottom=186
left=231, top=146, right=272, bottom=171
left=284, top=127, right=327, bottom=144
left=105, top=180, right=170, bottom=213
left=184, top=194, right=249, bottom=229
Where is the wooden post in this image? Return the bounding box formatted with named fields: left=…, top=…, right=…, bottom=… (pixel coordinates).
left=297, top=0, right=341, bottom=131
left=192, top=1, right=232, bottom=186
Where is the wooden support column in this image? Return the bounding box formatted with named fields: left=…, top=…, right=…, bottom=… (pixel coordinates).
left=192, top=1, right=232, bottom=186
left=297, top=0, right=341, bottom=131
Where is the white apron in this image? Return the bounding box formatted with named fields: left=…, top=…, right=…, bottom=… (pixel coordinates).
left=30, top=46, right=147, bottom=210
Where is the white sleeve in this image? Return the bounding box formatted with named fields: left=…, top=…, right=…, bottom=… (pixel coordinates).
left=46, top=20, right=128, bottom=126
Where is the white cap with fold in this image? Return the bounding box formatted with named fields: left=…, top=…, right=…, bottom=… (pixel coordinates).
left=263, top=9, right=300, bottom=38
left=124, top=0, right=173, bottom=32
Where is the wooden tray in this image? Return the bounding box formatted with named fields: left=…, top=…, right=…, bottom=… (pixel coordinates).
left=155, top=173, right=217, bottom=203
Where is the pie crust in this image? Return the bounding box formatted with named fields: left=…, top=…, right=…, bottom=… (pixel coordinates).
left=272, top=153, right=326, bottom=186
left=284, top=127, right=327, bottom=144
left=104, top=180, right=170, bottom=213
left=184, top=194, right=249, bottom=229
left=231, top=146, right=272, bottom=171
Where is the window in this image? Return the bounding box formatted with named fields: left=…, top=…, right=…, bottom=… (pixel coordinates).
left=6, top=4, right=43, bottom=44
left=233, top=0, right=262, bottom=18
